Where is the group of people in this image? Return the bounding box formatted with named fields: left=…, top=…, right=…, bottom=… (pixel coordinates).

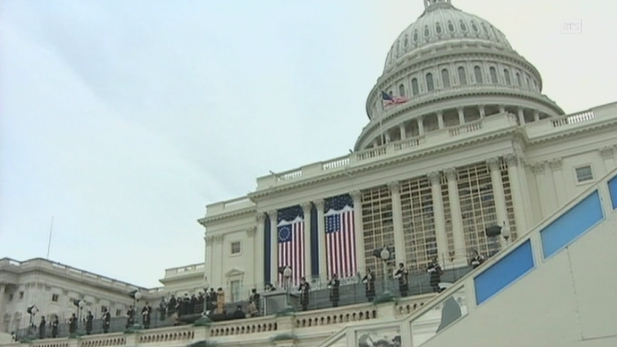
left=32, top=309, right=106, bottom=339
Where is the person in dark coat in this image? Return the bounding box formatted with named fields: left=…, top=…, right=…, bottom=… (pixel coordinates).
left=427, top=257, right=443, bottom=292
left=142, top=302, right=152, bottom=329
left=126, top=305, right=135, bottom=329
left=394, top=263, right=409, bottom=297
left=248, top=288, right=261, bottom=317
left=231, top=305, right=246, bottom=319
left=68, top=313, right=77, bottom=334
left=327, top=274, right=340, bottom=307
left=38, top=316, right=46, bottom=339
left=298, top=277, right=310, bottom=311
left=158, top=297, right=167, bottom=321
left=85, top=311, right=93, bottom=335
left=470, top=250, right=485, bottom=269
left=362, top=269, right=376, bottom=302
left=168, top=295, right=177, bottom=317
left=51, top=315, right=59, bottom=338
left=102, top=308, right=111, bottom=333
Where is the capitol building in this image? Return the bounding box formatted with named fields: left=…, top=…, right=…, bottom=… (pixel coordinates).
left=1, top=0, right=616, bottom=346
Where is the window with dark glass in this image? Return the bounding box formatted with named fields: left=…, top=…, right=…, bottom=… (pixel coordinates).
left=412, top=78, right=419, bottom=95
left=399, top=84, right=406, bottom=96
left=489, top=67, right=498, bottom=83
left=504, top=69, right=511, bottom=85
left=426, top=73, right=434, bottom=91
left=436, top=23, right=442, bottom=34
left=448, top=21, right=455, bottom=32
left=460, top=21, right=467, bottom=31
left=516, top=72, right=522, bottom=86
left=441, top=69, right=450, bottom=88
left=458, top=67, right=467, bottom=85
left=424, top=25, right=430, bottom=37
left=474, top=66, right=483, bottom=83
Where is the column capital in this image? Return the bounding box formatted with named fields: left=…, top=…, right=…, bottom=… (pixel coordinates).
left=549, top=158, right=562, bottom=171
left=486, top=157, right=501, bottom=171
left=246, top=226, right=256, bottom=237
left=313, top=199, right=325, bottom=209
left=256, top=213, right=266, bottom=223
left=387, top=181, right=400, bottom=193
left=268, top=210, right=278, bottom=222
left=301, top=202, right=312, bottom=211
left=428, top=171, right=441, bottom=185
left=436, top=110, right=443, bottom=116
left=445, top=168, right=457, bottom=181
left=350, top=190, right=362, bottom=202
left=600, top=146, right=614, bottom=159
left=530, top=162, right=545, bottom=174
left=205, top=235, right=214, bottom=243
left=505, top=153, right=519, bottom=167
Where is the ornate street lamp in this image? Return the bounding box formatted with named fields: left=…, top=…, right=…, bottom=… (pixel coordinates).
left=78, top=300, right=85, bottom=333
left=371, top=246, right=395, bottom=303
left=128, top=290, right=143, bottom=330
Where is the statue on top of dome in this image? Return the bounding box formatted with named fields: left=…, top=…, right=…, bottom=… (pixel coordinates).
left=424, top=0, right=452, bottom=9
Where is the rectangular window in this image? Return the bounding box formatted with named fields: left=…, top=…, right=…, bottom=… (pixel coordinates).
left=51, top=294, right=59, bottom=302
left=101, top=305, right=108, bottom=313
left=230, top=280, right=241, bottom=302
left=8, top=294, right=13, bottom=301
left=231, top=241, right=241, bottom=255
left=575, top=165, right=593, bottom=183
left=116, top=309, right=122, bottom=317
left=19, top=292, right=24, bottom=299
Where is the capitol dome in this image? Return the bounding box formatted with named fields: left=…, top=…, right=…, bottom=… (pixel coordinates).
left=383, top=0, right=512, bottom=73
left=355, top=0, right=565, bottom=151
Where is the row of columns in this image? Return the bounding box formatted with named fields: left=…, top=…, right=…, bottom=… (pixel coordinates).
left=374, top=105, right=543, bottom=147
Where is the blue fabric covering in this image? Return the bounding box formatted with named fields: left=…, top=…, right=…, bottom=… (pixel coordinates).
left=474, top=240, right=534, bottom=305
left=608, top=174, right=617, bottom=210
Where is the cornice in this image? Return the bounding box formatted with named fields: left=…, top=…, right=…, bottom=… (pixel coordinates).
left=198, top=206, right=257, bottom=225
left=526, top=118, right=617, bottom=146
left=249, top=127, right=520, bottom=201
left=158, top=272, right=204, bottom=285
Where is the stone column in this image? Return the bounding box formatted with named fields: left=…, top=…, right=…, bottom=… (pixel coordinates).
left=533, top=110, right=540, bottom=122
left=457, top=107, right=465, bottom=125
left=255, top=213, right=266, bottom=287
left=418, top=117, right=425, bottom=136
left=531, top=162, right=556, bottom=218
left=388, top=181, right=406, bottom=265
left=385, top=131, right=391, bottom=143
left=301, top=202, right=313, bottom=278
left=399, top=124, right=407, bottom=140
left=204, top=235, right=214, bottom=287
left=600, top=146, right=616, bottom=172
left=437, top=111, right=444, bottom=129
left=478, top=104, right=486, bottom=118
left=268, top=210, right=279, bottom=286
left=246, top=227, right=257, bottom=288
left=498, top=105, right=505, bottom=114
left=428, top=171, right=448, bottom=261
left=549, top=158, right=566, bottom=207
left=350, top=191, right=366, bottom=273
left=214, top=235, right=224, bottom=286
left=315, top=199, right=327, bottom=280
left=0, top=284, right=5, bottom=321
left=373, top=139, right=379, bottom=148
left=445, top=168, right=466, bottom=265
left=487, top=157, right=508, bottom=246
left=517, top=107, right=525, bottom=125
left=506, top=154, right=528, bottom=233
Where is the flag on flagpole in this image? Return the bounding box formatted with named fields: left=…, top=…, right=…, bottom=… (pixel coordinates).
left=277, top=207, right=305, bottom=287
left=381, top=90, right=409, bottom=106
left=325, top=194, right=358, bottom=279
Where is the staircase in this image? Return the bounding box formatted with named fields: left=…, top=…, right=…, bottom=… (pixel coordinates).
left=318, top=168, right=617, bottom=347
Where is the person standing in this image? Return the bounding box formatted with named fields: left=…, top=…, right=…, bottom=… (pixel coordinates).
left=142, top=302, right=152, bottom=329
left=427, top=257, right=443, bottom=293
left=298, top=277, right=311, bottom=311
left=394, top=263, right=409, bottom=297
left=327, top=274, right=340, bottom=307
left=362, top=269, right=376, bottom=302
left=38, top=316, right=46, bottom=339
left=158, top=297, right=167, bottom=321
left=126, top=305, right=135, bottom=329
left=248, top=288, right=261, bottom=317
left=68, top=313, right=77, bottom=335
left=470, top=250, right=485, bottom=269
left=85, top=311, right=93, bottom=335
left=51, top=315, right=59, bottom=338
left=102, top=308, right=111, bottom=333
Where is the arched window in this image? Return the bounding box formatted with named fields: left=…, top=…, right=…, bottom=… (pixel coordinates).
left=516, top=72, right=522, bottom=86
left=458, top=67, right=467, bottom=85
left=436, top=23, right=442, bottom=34
left=474, top=66, right=483, bottom=83
left=404, top=35, right=408, bottom=48
left=424, top=25, right=430, bottom=37
left=504, top=69, right=511, bottom=85
left=412, top=78, right=419, bottom=95
left=447, top=21, right=455, bottom=32
left=471, top=21, right=479, bottom=32
left=399, top=84, right=406, bottom=96
left=489, top=67, right=498, bottom=84
left=441, top=69, right=450, bottom=88
left=426, top=73, right=434, bottom=91
left=460, top=21, right=467, bottom=31
left=413, top=30, right=418, bottom=42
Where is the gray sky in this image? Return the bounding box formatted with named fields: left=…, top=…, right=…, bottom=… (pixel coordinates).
left=1, top=0, right=615, bottom=288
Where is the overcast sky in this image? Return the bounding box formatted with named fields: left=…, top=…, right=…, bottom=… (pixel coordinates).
left=1, top=0, right=615, bottom=288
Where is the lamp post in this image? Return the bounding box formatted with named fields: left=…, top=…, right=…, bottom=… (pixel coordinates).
left=379, top=247, right=392, bottom=295
left=202, top=278, right=210, bottom=316
left=128, top=290, right=143, bottom=330
left=502, top=221, right=511, bottom=245
left=78, top=300, right=85, bottom=333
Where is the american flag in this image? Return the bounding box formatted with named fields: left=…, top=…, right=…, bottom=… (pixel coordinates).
left=325, top=194, right=358, bottom=279
left=381, top=90, right=409, bottom=106
left=277, top=206, right=305, bottom=287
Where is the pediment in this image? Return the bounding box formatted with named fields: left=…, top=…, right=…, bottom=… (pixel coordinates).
left=224, top=267, right=245, bottom=278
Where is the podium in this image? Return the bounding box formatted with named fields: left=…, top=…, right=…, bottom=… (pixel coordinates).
left=261, top=290, right=299, bottom=315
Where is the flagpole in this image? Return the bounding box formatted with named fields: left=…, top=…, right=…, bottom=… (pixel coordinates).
left=46, top=216, right=54, bottom=260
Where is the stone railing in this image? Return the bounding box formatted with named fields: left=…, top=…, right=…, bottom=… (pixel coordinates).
left=1, top=293, right=436, bottom=347
left=163, top=263, right=206, bottom=278
left=0, top=258, right=146, bottom=291
left=525, top=101, right=617, bottom=139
